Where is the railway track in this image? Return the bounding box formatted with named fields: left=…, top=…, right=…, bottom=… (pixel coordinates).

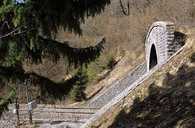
left=87, top=63, right=147, bottom=108
left=0, top=21, right=183, bottom=128
left=1, top=105, right=98, bottom=128
left=0, top=63, right=147, bottom=128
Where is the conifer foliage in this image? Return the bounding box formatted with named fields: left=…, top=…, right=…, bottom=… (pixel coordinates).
left=0, top=0, right=109, bottom=74
left=0, top=0, right=110, bottom=104
left=0, top=0, right=109, bottom=65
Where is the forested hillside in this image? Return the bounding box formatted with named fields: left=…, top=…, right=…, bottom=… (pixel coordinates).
left=1, top=0, right=195, bottom=113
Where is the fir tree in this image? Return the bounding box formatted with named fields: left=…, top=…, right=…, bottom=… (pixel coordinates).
left=0, top=0, right=109, bottom=103
left=0, top=0, right=109, bottom=79
left=69, top=68, right=88, bottom=101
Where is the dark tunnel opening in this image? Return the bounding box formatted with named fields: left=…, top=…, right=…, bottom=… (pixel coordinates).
left=149, top=44, right=158, bottom=70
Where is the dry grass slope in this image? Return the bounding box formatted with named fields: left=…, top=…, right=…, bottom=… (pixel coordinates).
left=104, top=28, right=195, bottom=128
left=84, top=26, right=195, bottom=128
left=109, top=64, right=195, bottom=128
left=4, top=0, right=195, bottom=105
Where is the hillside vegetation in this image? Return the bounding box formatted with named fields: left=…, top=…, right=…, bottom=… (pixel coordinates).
left=1, top=0, right=195, bottom=106
left=110, top=64, right=195, bottom=128
left=55, top=0, right=195, bottom=104
left=56, top=0, right=195, bottom=93
left=106, top=28, right=195, bottom=128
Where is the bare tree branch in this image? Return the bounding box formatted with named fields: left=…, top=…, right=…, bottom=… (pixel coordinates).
left=119, top=0, right=130, bottom=16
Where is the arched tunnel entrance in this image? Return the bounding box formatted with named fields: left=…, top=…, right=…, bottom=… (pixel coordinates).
left=149, top=44, right=158, bottom=70
left=145, top=21, right=176, bottom=72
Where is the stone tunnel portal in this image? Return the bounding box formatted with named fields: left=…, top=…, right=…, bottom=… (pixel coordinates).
left=145, top=21, right=175, bottom=72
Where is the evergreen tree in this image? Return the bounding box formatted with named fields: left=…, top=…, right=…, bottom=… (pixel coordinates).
left=69, top=68, right=88, bottom=101
left=0, top=0, right=109, bottom=104
left=0, top=0, right=109, bottom=82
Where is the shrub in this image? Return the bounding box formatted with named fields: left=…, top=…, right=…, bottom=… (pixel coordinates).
left=107, top=56, right=117, bottom=69
left=69, top=68, right=88, bottom=101
left=190, top=52, right=195, bottom=63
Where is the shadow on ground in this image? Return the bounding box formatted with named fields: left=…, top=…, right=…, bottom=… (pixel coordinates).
left=109, top=62, right=195, bottom=128
left=0, top=65, right=89, bottom=104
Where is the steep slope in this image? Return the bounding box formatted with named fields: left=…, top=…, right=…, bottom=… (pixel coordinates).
left=10, top=0, right=195, bottom=105
left=83, top=27, right=195, bottom=128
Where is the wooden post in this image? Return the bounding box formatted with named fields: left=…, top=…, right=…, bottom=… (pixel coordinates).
left=25, top=79, right=33, bottom=124
left=15, top=97, right=20, bottom=126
